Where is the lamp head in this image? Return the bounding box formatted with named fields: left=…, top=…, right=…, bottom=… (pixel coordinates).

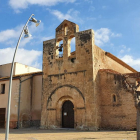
left=36, top=20, right=41, bottom=27
left=30, top=17, right=37, bottom=23
left=30, top=17, right=41, bottom=27
left=24, top=27, right=32, bottom=38
left=24, top=34, right=32, bottom=38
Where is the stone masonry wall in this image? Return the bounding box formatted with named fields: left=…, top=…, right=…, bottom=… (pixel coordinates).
left=41, top=20, right=136, bottom=131
left=98, top=70, right=136, bottom=130
left=41, top=20, right=98, bottom=130
left=92, top=45, right=134, bottom=128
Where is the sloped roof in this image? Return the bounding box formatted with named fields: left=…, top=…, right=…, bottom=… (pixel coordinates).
left=56, top=19, right=76, bottom=30
left=105, top=52, right=137, bottom=73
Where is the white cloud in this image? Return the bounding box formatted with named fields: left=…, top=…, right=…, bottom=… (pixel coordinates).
left=30, top=36, right=53, bottom=45
left=0, top=22, right=44, bottom=47
left=9, top=0, right=76, bottom=12
left=89, top=6, right=95, bottom=12
left=127, top=48, right=131, bottom=52
left=41, top=36, right=54, bottom=42
left=49, top=9, right=72, bottom=21
left=111, top=33, right=122, bottom=37
left=0, top=48, right=42, bottom=68
left=120, top=55, right=140, bottom=71
left=120, top=45, right=126, bottom=49
left=119, top=45, right=131, bottom=54
left=48, top=9, right=83, bottom=23
left=0, top=22, right=47, bottom=69
left=84, top=0, right=93, bottom=4
left=102, top=6, right=108, bottom=9
left=120, top=49, right=124, bottom=53
left=48, top=8, right=85, bottom=25
left=95, top=28, right=121, bottom=46
left=20, top=37, right=33, bottom=47
left=95, top=28, right=110, bottom=46
left=0, top=25, right=21, bottom=42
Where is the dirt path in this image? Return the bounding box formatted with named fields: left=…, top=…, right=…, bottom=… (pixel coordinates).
left=0, top=128, right=136, bottom=140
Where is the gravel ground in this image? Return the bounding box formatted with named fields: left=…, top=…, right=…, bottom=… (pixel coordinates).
left=0, top=128, right=136, bottom=140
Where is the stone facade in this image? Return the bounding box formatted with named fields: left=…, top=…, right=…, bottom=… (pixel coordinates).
left=41, top=20, right=137, bottom=130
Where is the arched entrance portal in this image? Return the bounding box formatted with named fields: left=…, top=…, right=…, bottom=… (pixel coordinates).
left=62, top=100, right=74, bottom=128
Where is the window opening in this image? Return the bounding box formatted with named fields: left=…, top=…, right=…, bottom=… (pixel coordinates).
left=1, top=84, right=5, bottom=94
left=59, top=40, right=63, bottom=58
left=70, top=37, right=75, bottom=53
left=56, top=39, right=63, bottom=58
left=113, top=95, right=116, bottom=102
left=68, top=36, right=75, bottom=57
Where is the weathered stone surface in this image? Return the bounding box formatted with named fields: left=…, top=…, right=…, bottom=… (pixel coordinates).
left=98, top=70, right=136, bottom=130
left=41, top=20, right=137, bottom=130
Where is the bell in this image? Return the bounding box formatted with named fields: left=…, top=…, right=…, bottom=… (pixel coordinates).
left=59, top=47, right=62, bottom=52
left=58, top=44, right=63, bottom=52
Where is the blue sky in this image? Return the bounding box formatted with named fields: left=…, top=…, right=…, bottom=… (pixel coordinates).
left=0, top=0, right=140, bottom=71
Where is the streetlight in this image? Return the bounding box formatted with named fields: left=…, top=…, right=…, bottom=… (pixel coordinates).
left=5, top=14, right=41, bottom=140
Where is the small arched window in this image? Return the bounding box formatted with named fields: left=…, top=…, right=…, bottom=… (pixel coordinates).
left=113, top=95, right=116, bottom=102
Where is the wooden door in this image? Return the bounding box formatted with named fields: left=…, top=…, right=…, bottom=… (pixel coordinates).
left=0, top=108, right=5, bottom=128
left=62, top=101, right=74, bottom=128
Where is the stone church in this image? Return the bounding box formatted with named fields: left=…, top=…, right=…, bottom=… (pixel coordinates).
left=41, top=20, right=138, bottom=130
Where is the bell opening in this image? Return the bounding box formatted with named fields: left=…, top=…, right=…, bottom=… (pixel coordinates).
left=58, top=40, right=63, bottom=58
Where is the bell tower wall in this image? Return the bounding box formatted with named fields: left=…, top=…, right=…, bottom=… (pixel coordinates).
left=41, top=20, right=99, bottom=130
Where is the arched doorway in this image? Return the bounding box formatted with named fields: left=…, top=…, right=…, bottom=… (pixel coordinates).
left=62, top=100, right=74, bottom=128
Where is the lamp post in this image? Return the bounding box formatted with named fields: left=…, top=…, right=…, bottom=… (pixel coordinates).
left=5, top=14, right=41, bottom=140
